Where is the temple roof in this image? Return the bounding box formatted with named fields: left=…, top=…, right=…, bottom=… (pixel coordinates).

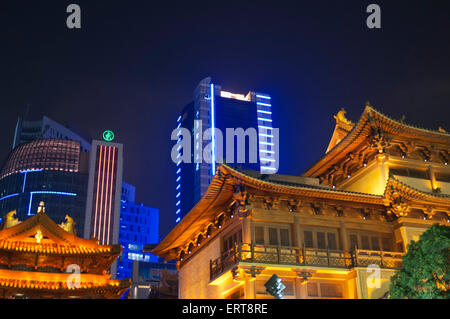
left=0, top=268, right=129, bottom=293
left=152, top=164, right=384, bottom=258
left=0, top=203, right=121, bottom=256
left=385, top=175, right=450, bottom=207
left=304, top=105, right=450, bottom=177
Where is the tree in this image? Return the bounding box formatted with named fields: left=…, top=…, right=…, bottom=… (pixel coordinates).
left=389, top=223, right=450, bottom=299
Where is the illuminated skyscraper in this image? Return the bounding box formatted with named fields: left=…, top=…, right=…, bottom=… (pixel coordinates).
left=13, top=115, right=91, bottom=152
left=0, top=139, right=89, bottom=232
left=174, top=77, right=278, bottom=223
left=84, top=140, right=123, bottom=247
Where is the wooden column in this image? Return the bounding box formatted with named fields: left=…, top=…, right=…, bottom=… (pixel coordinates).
left=244, top=277, right=256, bottom=299
left=339, top=221, right=349, bottom=251
left=294, top=216, right=302, bottom=247
left=242, top=214, right=252, bottom=244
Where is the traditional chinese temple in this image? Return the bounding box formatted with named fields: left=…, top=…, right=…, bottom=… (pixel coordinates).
left=0, top=201, right=131, bottom=298
left=151, top=104, right=450, bottom=299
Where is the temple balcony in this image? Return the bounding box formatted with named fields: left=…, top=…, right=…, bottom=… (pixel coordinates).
left=210, top=243, right=404, bottom=282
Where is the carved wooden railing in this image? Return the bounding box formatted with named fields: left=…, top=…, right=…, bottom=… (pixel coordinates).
left=210, top=243, right=404, bottom=281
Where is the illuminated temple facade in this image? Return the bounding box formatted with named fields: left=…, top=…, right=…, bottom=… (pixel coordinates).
left=0, top=202, right=130, bottom=298
left=152, top=105, right=450, bottom=299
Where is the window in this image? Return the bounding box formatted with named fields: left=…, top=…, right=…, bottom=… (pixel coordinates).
left=254, top=225, right=291, bottom=247
left=304, top=231, right=314, bottom=248
left=280, top=229, right=290, bottom=246
left=223, top=230, right=242, bottom=252
left=302, top=228, right=339, bottom=250
left=307, top=282, right=319, bottom=297
left=307, top=282, right=343, bottom=298
left=349, top=234, right=358, bottom=250
left=371, top=236, right=380, bottom=250
left=317, top=232, right=326, bottom=249
left=327, top=233, right=337, bottom=250
left=361, top=236, right=370, bottom=249
left=255, top=227, right=264, bottom=245
left=349, top=231, right=395, bottom=251
left=382, top=237, right=392, bottom=251
left=268, top=228, right=278, bottom=245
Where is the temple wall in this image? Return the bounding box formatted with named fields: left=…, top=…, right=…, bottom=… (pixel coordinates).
left=179, top=236, right=222, bottom=299
left=341, top=161, right=388, bottom=195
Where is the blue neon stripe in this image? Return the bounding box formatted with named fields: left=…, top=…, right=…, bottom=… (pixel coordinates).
left=258, top=118, right=272, bottom=122
left=0, top=193, right=19, bottom=201
left=258, top=125, right=273, bottom=130
left=210, top=83, right=216, bottom=175
left=257, top=102, right=272, bottom=107
left=256, top=94, right=271, bottom=100
left=257, top=109, right=272, bottom=114
left=27, top=191, right=77, bottom=216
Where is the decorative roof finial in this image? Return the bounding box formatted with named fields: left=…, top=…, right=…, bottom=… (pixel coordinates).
left=438, top=126, right=447, bottom=133
left=365, top=101, right=372, bottom=108
left=4, top=210, right=21, bottom=229
left=399, top=115, right=406, bottom=123
left=37, top=201, right=45, bottom=214
left=333, top=108, right=354, bottom=126
left=59, top=214, right=77, bottom=234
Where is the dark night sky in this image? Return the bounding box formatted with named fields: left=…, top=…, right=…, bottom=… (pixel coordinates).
left=0, top=1, right=449, bottom=239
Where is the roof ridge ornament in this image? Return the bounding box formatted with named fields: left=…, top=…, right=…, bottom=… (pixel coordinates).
left=333, top=108, right=354, bottom=126
left=3, top=210, right=21, bottom=229
left=37, top=201, right=45, bottom=214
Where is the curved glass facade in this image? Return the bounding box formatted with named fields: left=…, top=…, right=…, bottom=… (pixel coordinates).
left=0, top=139, right=88, bottom=235
left=1, top=139, right=81, bottom=178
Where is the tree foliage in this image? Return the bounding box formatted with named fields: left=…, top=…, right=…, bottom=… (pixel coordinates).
left=389, top=223, right=450, bottom=299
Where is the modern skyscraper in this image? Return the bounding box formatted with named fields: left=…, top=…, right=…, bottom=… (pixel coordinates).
left=13, top=115, right=91, bottom=152
left=174, top=77, right=278, bottom=223
left=0, top=139, right=89, bottom=232
left=117, top=182, right=159, bottom=280
left=83, top=140, right=123, bottom=246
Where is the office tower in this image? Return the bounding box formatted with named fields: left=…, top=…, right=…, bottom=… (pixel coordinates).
left=117, top=182, right=159, bottom=279
left=84, top=140, right=123, bottom=246
left=0, top=139, right=89, bottom=232
left=13, top=115, right=91, bottom=152
left=174, top=77, right=278, bottom=223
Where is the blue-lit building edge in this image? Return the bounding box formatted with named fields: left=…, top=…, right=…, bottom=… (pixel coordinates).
left=0, top=170, right=87, bottom=233
left=117, top=199, right=159, bottom=279
left=174, top=81, right=274, bottom=223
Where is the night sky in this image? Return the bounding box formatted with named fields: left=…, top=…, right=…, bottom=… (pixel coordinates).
left=1, top=1, right=449, bottom=239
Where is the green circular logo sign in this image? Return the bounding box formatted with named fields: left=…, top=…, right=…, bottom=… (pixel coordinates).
left=102, top=130, right=115, bottom=142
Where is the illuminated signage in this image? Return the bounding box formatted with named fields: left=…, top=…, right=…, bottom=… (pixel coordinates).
left=102, top=130, right=115, bottom=142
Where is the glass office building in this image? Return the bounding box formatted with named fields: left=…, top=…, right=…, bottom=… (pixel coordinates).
left=117, top=182, right=159, bottom=279
left=0, top=139, right=89, bottom=233
left=174, top=77, right=278, bottom=223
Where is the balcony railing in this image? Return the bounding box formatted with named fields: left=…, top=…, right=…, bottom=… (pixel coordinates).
left=210, top=243, right=403, bottom=281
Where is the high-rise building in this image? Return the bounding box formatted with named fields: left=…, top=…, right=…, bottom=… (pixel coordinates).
left=174, top=77, right=278, bottom=223
left=83, top=140, right=124, bottom=278
left=83, top=140, right=123, bottom=245
left=13, top=115, right=91, bottom=152
left=0, top=139, right=89, bottom=233
left=117, top=182, right=159, bottom=279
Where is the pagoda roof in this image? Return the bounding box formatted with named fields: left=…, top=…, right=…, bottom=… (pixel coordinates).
left=0, top=207, right=121, bottom=257
left=152, top=164, right=384, bottom=259
left=385, top=175, right=450, bottom=207
left=0, top=268, right=130, bottom=298
left=304, top=105, right=450, bottom=177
